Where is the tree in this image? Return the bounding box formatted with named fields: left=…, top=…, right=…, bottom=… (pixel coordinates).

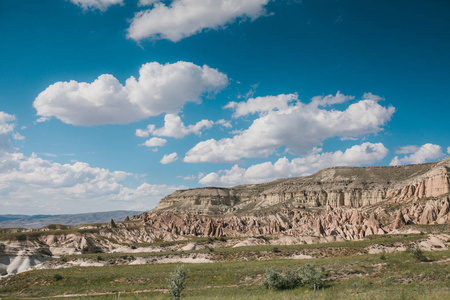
left=168, top=265, right=188, bottom=300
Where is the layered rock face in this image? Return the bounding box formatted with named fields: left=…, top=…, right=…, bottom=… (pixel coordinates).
left=157, top=157, right=450, bottom=213
left=2, top=158, right=450, bottom=277
left=135, top=195, right=450, bottom=240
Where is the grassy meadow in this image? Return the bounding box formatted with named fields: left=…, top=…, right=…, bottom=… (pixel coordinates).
left=0, top=245, right=449, bottom=299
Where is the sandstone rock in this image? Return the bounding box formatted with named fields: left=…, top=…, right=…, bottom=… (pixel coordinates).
left=393, top=211, right=406, bottom=229
left=315, top=218, right=325, bottom=237
left=419, top=201, right=438, bottom=225
left=108, top=219, right=117, bottom=228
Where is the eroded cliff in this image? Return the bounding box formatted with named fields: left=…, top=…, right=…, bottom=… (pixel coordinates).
left=156, top=157, right=450, bottom=213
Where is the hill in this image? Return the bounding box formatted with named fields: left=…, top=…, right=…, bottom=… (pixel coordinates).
left=0, top=210, right=143, bottom=229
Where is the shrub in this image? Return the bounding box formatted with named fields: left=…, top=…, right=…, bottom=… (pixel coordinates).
left=263, top=267, right=300, bottom=290
left=168, top=265, right=188, bottom=300
left=264, top=267, right=285, bottom=290
left=298, top=264, right=325, bottom=290
left=408, top=246, right=427, bottom=262
left=272, top=247, right=281, bottom=253
left=380, top=254, right=386, bottom=260
left=53, top=274, right=63, bottom=281
left=81, top=246, right=102, bottom=254
left=264, top=265, right=326, bottom=291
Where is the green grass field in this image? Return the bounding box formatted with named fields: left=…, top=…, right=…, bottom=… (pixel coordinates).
left=1, top=247, right=449, bottom=299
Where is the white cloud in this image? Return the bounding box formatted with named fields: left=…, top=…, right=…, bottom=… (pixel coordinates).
left=0, top=112, right=18, bottom=154
left=390, top=143, right=444, bottom=166
left=136, top=114, right=214, bottom=139
left=310, top=91, right=355, bottom=107
left=199, top=142, right=389, bottom=186
left=69, top=0, right=124, bottom=11
left=0, top=112, right=16, bottom=134
left=185, top=93, right=395, bottom=163
left=34, top=61, right=228, bottom=126
left=127, top=0, right=270, bottom=42
left=395, top=145, right=420, bottom=155
left=448, top=146, right=450, bottom=155
left=216, top=119, right=232, bottom=128
left=182, top=172, right=204, bottom=181
left=12, top=132, right=25, bottom=141
left=225, top=93, right=297, bottom=118
left=138, top=0, right=161, bottom=6
left=160, top=152, right=178, bottom=164
left=0, top=111, right=184, bottom=214
left=141, top=137, right=167, bottom=148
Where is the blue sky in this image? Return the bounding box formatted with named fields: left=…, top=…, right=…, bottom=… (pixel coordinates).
left=0, top=0, right=449, bottom=214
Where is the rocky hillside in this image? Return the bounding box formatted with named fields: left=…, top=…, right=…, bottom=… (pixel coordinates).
left=1, top=158, right=449, bottom=278
left=126, top=157, right=450, bottom=241
left=155, top=157, right=450, bottom=213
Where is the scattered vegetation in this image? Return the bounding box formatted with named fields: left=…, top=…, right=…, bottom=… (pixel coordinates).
left=0, top=249, right=448, bottom=299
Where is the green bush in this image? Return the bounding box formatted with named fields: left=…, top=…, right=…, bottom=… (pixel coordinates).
left=408, top=246, right=427, bottom=262
left=168, top=265, right=188, bottom=300
left=264, top=267, right=296, bottom=290
left=53, top=274, right=63, bottom=281
left=264, top=264, right=325, bottom=291
left=298, top=264, right=325, bottom=290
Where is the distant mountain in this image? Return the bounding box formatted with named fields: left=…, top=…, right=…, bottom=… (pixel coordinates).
left=0, top=210, right=144, bottom=229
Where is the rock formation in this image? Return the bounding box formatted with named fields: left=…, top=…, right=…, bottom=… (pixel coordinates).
left=156, top=157, right=450, bottom=213
left=1, top=157, right=450, bottom=278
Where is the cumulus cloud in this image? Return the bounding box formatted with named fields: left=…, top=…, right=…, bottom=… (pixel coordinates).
left=0, top=152, right=181, bottom=213
left=185, top=93, right=395, bottom=163
left=127, top=0, right=270, bottom=42
left=0, top=112, right=17, bottom=154
left=448, top=146, right=450, bottom=155
left=33, top=62, right=228, bottom=126
left=216, top=119, right=232, bottom=129
left=160, top=152, right=178, bottom=164
left=136, top=114, right=214, bottom=139
left=181, top=172, right=205, bottom=181
left=0, top=111, right=183, bottom=214
left=138, top=0, right=161, bottom=6
left=310, top=91, right=355, bottom=107
left=141, top=137, right=167, bottom=148
left=225, top=93, right=297, bottom=118
left=395, top=145, right=420, bottom=155
left=199, top=142, right=389, bottom=186
left=70, top=0, right=124, bottom=11
left=390, top=143, right=444, bottom=166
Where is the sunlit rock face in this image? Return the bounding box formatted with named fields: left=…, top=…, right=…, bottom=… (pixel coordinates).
left=1, top=158, right=449, bottom=278
left=157, top=157, right=450, bottom=213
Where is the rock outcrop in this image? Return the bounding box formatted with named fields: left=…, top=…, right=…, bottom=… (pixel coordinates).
left=156, top=157, right=450, bottom=213
left=1, top=157, right=450, bottom=278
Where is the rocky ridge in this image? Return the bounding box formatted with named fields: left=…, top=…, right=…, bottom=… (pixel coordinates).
left=1, top=157, right=450, bottom=277
left=156, top=157, right=450, bottom=213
